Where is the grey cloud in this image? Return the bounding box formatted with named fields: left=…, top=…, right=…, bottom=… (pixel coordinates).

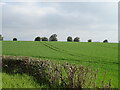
left=2, top=2, right=118, bottom=42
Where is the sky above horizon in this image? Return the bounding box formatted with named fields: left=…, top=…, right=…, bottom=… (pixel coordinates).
left=1, top=2, right=118, bottom=42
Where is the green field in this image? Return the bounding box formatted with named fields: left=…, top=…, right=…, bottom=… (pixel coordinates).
left=2, top=41, right=118, bottom=88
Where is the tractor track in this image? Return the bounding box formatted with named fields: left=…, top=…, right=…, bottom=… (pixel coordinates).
left=39, top=42, right=118, bottom=65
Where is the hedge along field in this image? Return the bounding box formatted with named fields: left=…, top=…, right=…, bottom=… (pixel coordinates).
left=2, top=41, right=118, bottom=88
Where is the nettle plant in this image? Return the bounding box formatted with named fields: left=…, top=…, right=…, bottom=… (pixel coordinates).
left=2, top=56, right=112, bottom=88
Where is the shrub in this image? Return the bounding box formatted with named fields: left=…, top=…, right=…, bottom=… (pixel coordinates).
left=2, top=56, right=112, bottom=88
left=49, top=34, right=58, bottom=41
left=88, top=39, right=92, bottom=42
left=0, top=34, right=3, bottom=41
left=34, top=37, right=41, bottom=41
left=42, top=37, right=48, bottom=41
left=103, top=39, right=108, bottom=43
left=67, top=36, right=72, bottom=42
left=74, top=37, right=80, bottom=42
left=13, top=38, right=17, bottom=41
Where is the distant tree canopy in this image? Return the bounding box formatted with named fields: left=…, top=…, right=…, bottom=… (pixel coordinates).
left=13, top=38, right=17, bottom=41
left=0, top=34, right=3, bottom=41
left=49, top=34, right=58, bottom=41
left=88, top=39, right=92, bottom=42
left=42, top=37, right=48, bottom=41
left=35, top=37, right=41, bottom=41
left=67, top=36, right=72, bottom=42
left=74, top=37, right=80, bottom=42
left=103, top=39, right=108, bottom=43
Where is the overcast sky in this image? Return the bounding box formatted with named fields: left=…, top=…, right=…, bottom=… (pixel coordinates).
left=1, top=2, right=118, bottom=42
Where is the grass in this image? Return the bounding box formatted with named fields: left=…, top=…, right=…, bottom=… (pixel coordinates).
left=2, top=72, right=48, bottom=88
left=2, top=41, right=118, bottom=88
left=2, top=73, right=39, bottom=88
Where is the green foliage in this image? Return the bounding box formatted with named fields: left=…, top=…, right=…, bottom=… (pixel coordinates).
left=74, top=37, right=80, bottom=42
left=34, top=37, right=41, bottom=41
left=0, top=34, right=3, bottom=41
left=13, top=38, right=17, bottom=41
left=49, top=34, right=58, bottom=41
left=103, top=39, right=108, bottom=43
left=88, top=39, right=92, bottom=42
left=42, top=37, right=48, bottom=41
left=2, top=41, right=118, bottom=88
left=67, top=36, right=72, bottom=42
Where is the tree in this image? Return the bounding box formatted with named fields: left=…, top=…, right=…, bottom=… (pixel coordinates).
left=88, top=39, right=92, bottom=42
left=103, top=39, right=108, bottom=43
left=49, top=34, right=58, bottom=41
left=13, top=38, right=17, bottom=41
left=67, top=36, right=72, bottom=42
left=0, top=34, right=3, bottom=41
left=42, top=37, right=48, bottom=41
left=74, top=37, right=80, bottom=42
left=34, top=37, right=41, bottom=41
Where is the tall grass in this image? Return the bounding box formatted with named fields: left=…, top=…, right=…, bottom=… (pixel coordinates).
left=2, top=73, right=42, bottom=88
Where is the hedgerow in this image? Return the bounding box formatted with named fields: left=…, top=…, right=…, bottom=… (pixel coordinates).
left=2, top=56, right=112, bottom=88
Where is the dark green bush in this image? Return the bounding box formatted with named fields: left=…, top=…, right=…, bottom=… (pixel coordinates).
left=67, top=36, right=72, bottom=42
left=103, top=39, right=108, bottom=43
left=74, top=37, right=80, bottom=42
left=88, top=39, right=92, bottom=42
left=13, top=38, right=17, bottom=41
left=34, top=37, right=41, bottom=41
left=0, top=34, right=3, bottom=41
left=42, top=37, right=48, bottom=41
left=49, top=34, right=58, bottom=41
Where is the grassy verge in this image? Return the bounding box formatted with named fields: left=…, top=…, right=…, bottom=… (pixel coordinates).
left=2, top=72, right=48, bottom=88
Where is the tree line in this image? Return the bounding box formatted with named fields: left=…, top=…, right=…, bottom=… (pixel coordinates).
left=34, top=34, right=108, bottom=43
left=0, top=34, right=109, bottom=43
